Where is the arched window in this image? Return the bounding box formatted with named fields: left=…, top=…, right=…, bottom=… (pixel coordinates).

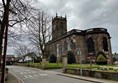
left=86, top=37, right=95, bottom=54
left=102, top=37, right=108, bottom=51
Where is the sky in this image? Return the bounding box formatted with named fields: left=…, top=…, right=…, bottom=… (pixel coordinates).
left=38, top=0, right=118, bottom=53
left=7, top=0, right=118, bottom=54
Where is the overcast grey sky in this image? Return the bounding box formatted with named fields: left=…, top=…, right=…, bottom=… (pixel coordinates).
left=37, top=0, right=118, bottom=53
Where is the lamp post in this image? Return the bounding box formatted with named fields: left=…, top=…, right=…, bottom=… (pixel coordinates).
left=72, top=35, right=82, bottom=76
left=77, top=48, right=82, bottom=76
left=56, top=44, right=59, bottom=66
left=71, top=36, right=82, bottom=76
left=26, top=56, right=29, bottom=67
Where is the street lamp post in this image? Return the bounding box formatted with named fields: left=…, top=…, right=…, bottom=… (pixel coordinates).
left=71, top=37, right=82, bottom=76
left=77, top=48, right=82, bottom=76
left=28, top=56, right=29, bottom=67
left=57, top=44, right=59, bottom=66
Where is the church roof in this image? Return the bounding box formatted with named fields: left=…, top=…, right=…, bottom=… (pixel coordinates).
left=46, top=28, right=110, bottom=45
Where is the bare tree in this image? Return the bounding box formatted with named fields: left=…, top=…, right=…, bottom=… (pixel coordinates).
left=0, top=0, right=38, bottom=65
left=0, top=0, right=38, bottom=82
left=8, top=0, right=39, bottom=45
left=26, top=10, right=51, bottom=58
left=0, top=0, right=11, bottom=67
left=0, top=0, right=11, bottom=82
left=14, top=44, right=32, bottom=62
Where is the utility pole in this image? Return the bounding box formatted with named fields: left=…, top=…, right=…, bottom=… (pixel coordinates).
left=1, top=0, right=11, bottom=83
left=1, top=21, right=8, bottom=83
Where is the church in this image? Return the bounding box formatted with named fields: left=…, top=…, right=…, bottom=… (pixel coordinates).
left=46, top=15, right=112, bottom=63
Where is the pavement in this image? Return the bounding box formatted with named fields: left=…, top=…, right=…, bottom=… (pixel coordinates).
left=6, top=72, right=23, bottom=83
left=6, top=73, right=19, bottom=83
left=58, top=73, right=118, bottom=83
left=6, top=69, right=118, bottom=83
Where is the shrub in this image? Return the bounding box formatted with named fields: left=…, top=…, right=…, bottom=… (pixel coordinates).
left=34, top=56, right=42, bottom=63
left=109, top=68, right=113, bottom=70
left=67, top=51, right=76, bottom=64
left=49, top=54, right=57, bottom=63
left=96, top=51, right=107, bottom=65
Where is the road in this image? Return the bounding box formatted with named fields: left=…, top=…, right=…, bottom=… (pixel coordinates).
left=7, top=66, right=92, bottom=83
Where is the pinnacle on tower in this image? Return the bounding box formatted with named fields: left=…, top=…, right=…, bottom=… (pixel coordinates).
left=56, top=12, right=58, bottom=17
left=65, top=14, right=67, bottom=18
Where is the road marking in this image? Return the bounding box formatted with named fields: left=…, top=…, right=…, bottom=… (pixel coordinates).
left=23, top=73, right=48, bottom=79
left=33, top=74, right=38, bottom=77
left=39, top=73, right=48, bottom=76
left=25, top=69, right=31, bottom=71
left=24, top=75, right=33, bottom=79
left=20, top=72, right=27, bottom=74
left=28, top=71, right=36, bottom=73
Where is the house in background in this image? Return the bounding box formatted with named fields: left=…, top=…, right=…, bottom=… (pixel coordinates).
left=6, top=55, right=17, bottom=65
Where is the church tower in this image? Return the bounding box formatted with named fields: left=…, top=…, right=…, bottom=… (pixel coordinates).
left=52, top=14, right=67, bottom=40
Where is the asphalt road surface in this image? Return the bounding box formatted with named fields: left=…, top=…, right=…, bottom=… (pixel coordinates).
left=7, top=66, right=92, bottom=83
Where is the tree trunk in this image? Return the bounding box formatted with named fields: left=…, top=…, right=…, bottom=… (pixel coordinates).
left=1, top=0, right=11, bottom=83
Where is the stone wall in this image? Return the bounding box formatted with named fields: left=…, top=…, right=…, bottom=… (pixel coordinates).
left=64, top=68, right=118, bottom=81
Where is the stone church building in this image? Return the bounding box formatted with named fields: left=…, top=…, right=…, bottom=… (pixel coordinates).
left=46, top=15, right=112, bottom=63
